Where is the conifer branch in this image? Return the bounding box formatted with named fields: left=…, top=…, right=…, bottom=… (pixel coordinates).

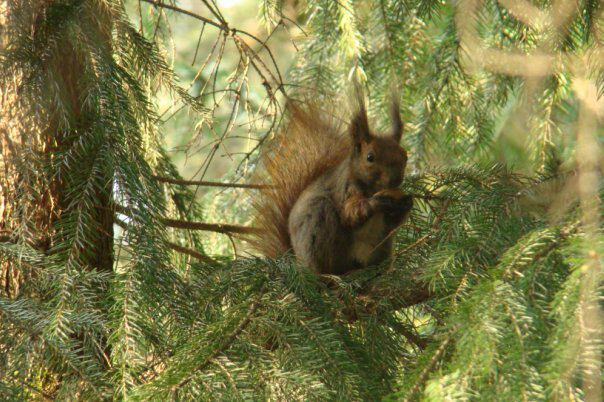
left=396, top=323, right=428, bottom=350
left=115, top=206, right=260, bottom=235
left=396, top=200, right=450, bottom=257
left=175, top=289, right=264, bottom=390
left=142, top=0, right=224, bottom=30
left=403, top=335, right=452, bottom=402
left=115, top=218, right=217, bottom=263
left=152, top=175, right=270, bottom=189
left=15, top=379, right=54, bottom=401
left=164, top=241, right=216, bottom=264
left=162, top=219, right=261, bottom=235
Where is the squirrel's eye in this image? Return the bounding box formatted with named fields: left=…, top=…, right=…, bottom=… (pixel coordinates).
left=366, top=153, right=375, bottom=163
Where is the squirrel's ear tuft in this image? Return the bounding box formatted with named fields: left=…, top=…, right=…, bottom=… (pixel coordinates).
left=350, top=105, right=370, bottom=147
left=391, top=99, right=403, bottom=143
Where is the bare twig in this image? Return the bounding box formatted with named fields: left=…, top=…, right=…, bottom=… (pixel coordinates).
left=116, top=218, right=218, bottom=263
left=115, top=205, right=259, bottom=235
left=162, top=219, right=261, bottom=235
left=143, top=0, right=224, bottom=30
left=164, top=241, right=217, bottom=264
left=152, top=175, right=270, bottom=189
left=141, top=0, right=286, bottom=96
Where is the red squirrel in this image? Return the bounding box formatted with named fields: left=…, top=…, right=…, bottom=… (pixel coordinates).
left=251, top=98, right=413, bottom=275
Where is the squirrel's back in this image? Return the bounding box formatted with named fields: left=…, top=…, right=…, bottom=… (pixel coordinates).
left=250, top=103, right=349, bottom=258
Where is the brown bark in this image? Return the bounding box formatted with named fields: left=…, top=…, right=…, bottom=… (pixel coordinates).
left=47, top=5, right=115, bottom=274
left=0, top=2, right=115, bottom=299
left=1, top=2, right=21, bottom=297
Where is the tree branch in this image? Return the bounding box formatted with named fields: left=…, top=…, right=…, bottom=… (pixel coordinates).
left=403, top=335, right=452, bottom=402
left=115, top=205, right=260, bottom=235
left=153, top=175, right=270, bottom=189
left=162, top=219, right=261, bottom=235
left=141, top=0, right=286, bottom=95
left=175, top=289, right=264, bottom=390
left=115, top=218, right=218, bottom=263
left=142, top=0, right=224, bottom=30
left=164, top=241, right=217, bottom=264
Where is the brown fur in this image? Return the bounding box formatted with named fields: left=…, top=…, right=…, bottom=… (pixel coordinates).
left=342, top=190, right=374, bottom=227
left=250, top=103, right=349, bottom=258
left=251, top=100, right=412, bottom=274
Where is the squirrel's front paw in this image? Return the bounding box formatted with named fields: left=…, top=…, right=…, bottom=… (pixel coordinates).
left=399, top=194, right=413, bottom=213
left=372, top=189, right=409, bottom=212
left=372, top=188, right=409, bottom=211
left=374, top=188, right=405, bottom=200
left=372, top=195, right=395, bottom=209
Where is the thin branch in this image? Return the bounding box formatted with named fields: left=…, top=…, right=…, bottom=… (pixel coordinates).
left=394, top=321, right=428, bottom=350
left=142, top=0, right=224, bottom=30
left=163, top=219, right=261, bottom=235
left=115, top=206, right=260, bottom=235
left=191, top=22, right=206, bottom=66
left=403, top=335, right=452, bottom=402
left=116, top=217, right=219, bottom=262
left=153, top=175, right=271, bottom=189
left=165, top=241, right=217, bottom=264
left=141, top=0, right=286, bottom=96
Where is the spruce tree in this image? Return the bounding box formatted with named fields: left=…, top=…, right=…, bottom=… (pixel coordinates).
left=0, top=0, right=602, bottom=401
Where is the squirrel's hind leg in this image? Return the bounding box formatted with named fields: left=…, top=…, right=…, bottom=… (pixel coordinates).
left=288, top=194, right=348, bottom=274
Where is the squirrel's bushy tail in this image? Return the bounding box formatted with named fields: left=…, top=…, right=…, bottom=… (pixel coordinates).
left=250, top=103, right=349, bottom=258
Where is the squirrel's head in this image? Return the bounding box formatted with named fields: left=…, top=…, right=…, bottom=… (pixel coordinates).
left=348, top=101, right=407, bottom=194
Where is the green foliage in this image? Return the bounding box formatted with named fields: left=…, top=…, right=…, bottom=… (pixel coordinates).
left=1, top=0, right=602, bottom=401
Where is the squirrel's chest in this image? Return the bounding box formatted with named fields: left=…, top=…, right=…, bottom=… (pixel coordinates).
left=350, top=213, right=387, bottom=265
